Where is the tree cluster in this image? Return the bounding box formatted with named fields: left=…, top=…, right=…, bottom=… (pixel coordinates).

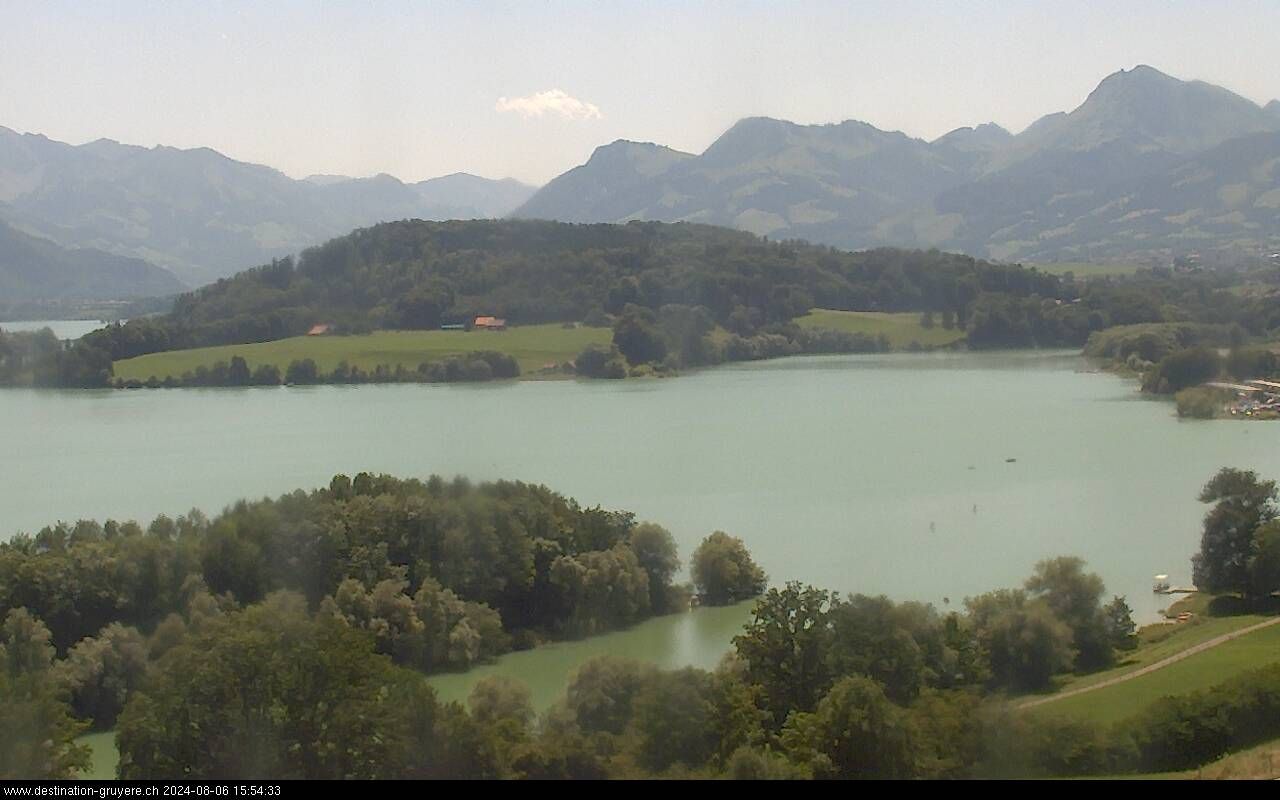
left=112, top=351, right=521, bottom=390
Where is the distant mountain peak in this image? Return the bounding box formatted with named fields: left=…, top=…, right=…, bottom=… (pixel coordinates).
left=1085, top=64, right=1189, bottom=105
left=303, top=174, right=354, bottom=185
left=0, top=126, right=538, bottom=284
left=581, top=139, right=693, bottom=176
left=592, top=138, right=689, bottom=155
left=1102, top=63, right=1175, bottom=82
left=934, top=122, right=1013, bottom=151
left=1011, top=64, right=1280, bottom=155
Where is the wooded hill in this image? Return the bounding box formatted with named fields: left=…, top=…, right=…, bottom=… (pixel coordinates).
left=81, top=218, right=1063, bottom=360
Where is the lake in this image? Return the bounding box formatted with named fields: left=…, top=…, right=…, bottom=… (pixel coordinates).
left=5, top=349, right=1279, bottom=713
left=0, top=319, right=108, bottom=340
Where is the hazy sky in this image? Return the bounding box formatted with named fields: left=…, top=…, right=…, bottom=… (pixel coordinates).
left=2, top=1, right=1278, bottom=185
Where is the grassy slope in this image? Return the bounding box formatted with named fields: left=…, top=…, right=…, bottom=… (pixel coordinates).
left=74, top=731, right=117, bottom=780
left=1023, top=615, right=1269, bottom=699
left=1030, top=621, right=1280, bottom=727
left=113, top=325, right=612, bottom=381
left=795, top=309, right=966, bottom=348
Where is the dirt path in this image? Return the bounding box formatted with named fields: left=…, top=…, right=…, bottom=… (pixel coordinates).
left=1018, top=616, right=1280, bottom=710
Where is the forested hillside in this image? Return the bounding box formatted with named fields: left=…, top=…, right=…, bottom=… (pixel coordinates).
left=4, top=216, right=1275, bottom=388
left=77, top=218, right=1062, bottom=358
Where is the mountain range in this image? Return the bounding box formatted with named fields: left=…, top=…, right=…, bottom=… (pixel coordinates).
left=0, top=128, right=536, bottom=288
left=0, top=218, right=187, bottom=302
left=515, top=65, right=1280, bottom=264
left=3, top=65, right=1277, bottom=303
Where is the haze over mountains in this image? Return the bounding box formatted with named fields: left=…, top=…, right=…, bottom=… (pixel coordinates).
left=0, top=218, right=186, bottom=302
left=516, top=66, right=1280, bottom=264
left=0, top=127, right=536, bottom=288
left=2, top=65, right=1277, bottom=306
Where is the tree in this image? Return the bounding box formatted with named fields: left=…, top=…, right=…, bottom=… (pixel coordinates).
left=227, top=356, right=251, bottom=386
left=284, top=358, right=320, bottom=384
left=630, top=668, right=718, bottom=772
left=393, top=281, right=454, bottom=330
left=467, top=675, right=534, bottom=728
left=629, top=523, right=682, bottom=613
left=826, top=594, right=928, bottom=703
left=707, top=663, right=769, bottom=762
left=1, top=608, right=55, bottom=678
left=1225, top=347, right=1278, bottom=381
left=657, top=304, right=717, bottom=367
left=1248, top=521, right=1280, bottom=600
left=386, top=678, right=506, bottom=780
left=612, top=304, right=667, bottom=366
left=907, top=689, right=983, bottom=779
left=780, top=675, right=918, bottom=779
left=732, top=583, right=836, bottom=727
left=549, top=545, right=651, bottom=636
left=980, top=601, right=1075, bottom=691
left=509, top=725, right=607, bottom=780
left=1144, top=347, right=1223, bottom=394
left=55, top=623, right=150, bottom=729
left=251, top=363, right=281, bottom=385
left=1024, top=557, right=1113, bottom=671
left=724, top=746, right=812, bottom=779
left=1102, top=596, right=1137, bottom=652
left=691, top=531, right=766, bottom=605
left=0, top=609, right=89, bottom=779
left=116, top=594, right=424, bottom=779
left=574, top=344, right=627, bottom=378
left=1192, top=468, right=1278, bottom=597
left=563, top=655, right=655, bottom=736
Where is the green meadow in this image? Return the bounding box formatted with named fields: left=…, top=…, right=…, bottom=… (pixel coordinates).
left=1020, top=613, right=1270, bottom=700
left=112, top=324, right=612, bottom=381
left=796, top=309, right=967, bottom=348
left=75, top=731, right=118, bottom=780
left=1029, top=621, right=1280, bottom=727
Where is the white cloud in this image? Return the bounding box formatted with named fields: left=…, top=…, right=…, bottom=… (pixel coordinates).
left=495, top=89, right=602, bottom=120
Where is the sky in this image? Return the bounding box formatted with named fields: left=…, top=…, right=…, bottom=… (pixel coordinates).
left=2, top=0, right=1278, bottom=186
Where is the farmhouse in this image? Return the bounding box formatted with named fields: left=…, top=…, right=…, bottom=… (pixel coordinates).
left=473, top=316, right=507, bottom=331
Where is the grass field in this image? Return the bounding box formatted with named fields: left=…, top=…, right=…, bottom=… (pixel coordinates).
left=1027, top=261, right=1146, bottom=278
left=1030, top=621, right=1280, bottom=727
left=113, top=325, right=612, bottom=381
left=1019, top=613, right=1269, bottom=700
left=75, top=731, right=117, bottom=780
left=795, top=309, right=967, bottom=348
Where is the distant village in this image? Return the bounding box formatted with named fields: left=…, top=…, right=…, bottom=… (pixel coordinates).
left=1206, top=378, right=1280, bottom=418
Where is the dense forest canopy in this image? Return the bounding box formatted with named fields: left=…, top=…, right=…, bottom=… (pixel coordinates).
left=83, top=219, right=1067, bottom=357
left=2, top=218, right=1276, bottom=388
left=6, top=468, right=1280, bottom=779
left=0, top=474, right=699, bottom=662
